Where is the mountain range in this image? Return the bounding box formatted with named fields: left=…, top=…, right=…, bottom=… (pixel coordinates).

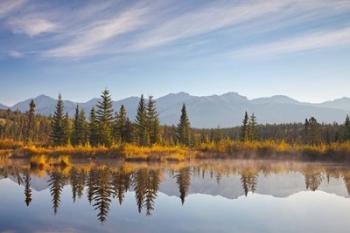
left=1, top=92, right=350, bottom=128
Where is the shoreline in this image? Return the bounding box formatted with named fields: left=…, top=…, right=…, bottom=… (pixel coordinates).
left=2, top=140, right=350, bottom=163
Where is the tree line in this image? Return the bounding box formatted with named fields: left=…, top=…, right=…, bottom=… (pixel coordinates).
left=1, top=89, right=350, bottom=146
left=25, top=89, right=191, bottom=147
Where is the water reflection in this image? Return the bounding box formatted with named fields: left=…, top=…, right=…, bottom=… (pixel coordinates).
left=1, top=159, right=350, bottom=224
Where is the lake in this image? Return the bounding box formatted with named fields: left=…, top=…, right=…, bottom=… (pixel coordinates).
left=1, top=159, right=350, bottom=233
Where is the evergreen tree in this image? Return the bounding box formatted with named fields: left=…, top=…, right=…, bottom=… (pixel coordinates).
left=63, top=113, right=71, bottom=145
left=344, top=115, right=350, bottom=141
left=146, top=96, right=161, bottom=145
left=25, top=99, right=36, bottom=143
left=50, top=94, right=66, bottom=146
left=72, top=105, right=88, bottom=145
left=89, top=107, right=98, bottom=146
left=304, top=117, right=322, bottom=145
left=248, top=113, right=257, bottom=141
left=124, top=118, right=134, bottom=143
left=96, top=89, right=114, bottom=146
left=177, top=104, right=191, bottom=145
left=79, top=109, right=88, bottom=145
left=135, top=95, right=149, bottom=146
left=114, top=105, right=128, bottom=143
left=71, top=105, right=80, bottom=145
left=239, top=111, right=249, bottom=142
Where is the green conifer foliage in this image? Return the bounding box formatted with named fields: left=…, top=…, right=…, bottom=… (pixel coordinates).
left=50, top=94, right=66, bottom=146
left=96, top=89, right=114, bottom=146
left=248, top=113, right=257, bottom=141
left=239, top=111, right=249, bottom=142
left=146, top=96, right=161, bottom=145
left=177, top=104, right=191, bottom=145
left=89, top=107, right=99, bottom=146
left=25, top=99, right=36, bottom=143
left=135, top=95, right=149, bottom=146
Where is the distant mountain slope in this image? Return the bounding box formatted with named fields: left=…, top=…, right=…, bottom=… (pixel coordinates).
left=3, top=92, right=350, bottom=128
left=0, top=103, right=8, bottom=109
left=317, top=97, right=350, bottom=111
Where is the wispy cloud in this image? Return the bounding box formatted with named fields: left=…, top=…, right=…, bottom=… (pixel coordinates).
left=233, top=26, right=350, bottom=58
left=8, top=50, right=23, bottom=58
left=0, top=0, right=25, bottom=18
left=130, top=0, right=350, bottom=51
left=7, top=18, right=58, bottom=36
left=44, top=6, right=148, bottom=58
left=1, top=0, right=350, bottom=60
left=131, top=1, right=287, bottom=50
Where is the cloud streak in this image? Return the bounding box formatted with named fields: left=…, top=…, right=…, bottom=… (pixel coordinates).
left=0, top=0, right=25, bottom=18
left=7, top=18, right=58, bottom=36
left=44, top=6, right=148, bottom=58
left=233, top=26, right=350, bottom=58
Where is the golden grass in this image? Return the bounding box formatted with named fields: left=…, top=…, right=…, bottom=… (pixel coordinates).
left=30, top=154, right=71, bottom=168
left=2, top=139, right=350, bottom=162
left=120, top=144, right=191, bottom=161
left=0, top=139, right=23, bottom=150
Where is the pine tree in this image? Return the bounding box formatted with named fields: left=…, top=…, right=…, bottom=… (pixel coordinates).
left=50, top=94, right=66, bottom=146
left=114, top=105, right=128, bottom=143
left=239, top=111, right=249, bottom=142
left=89, top=107, right=98, bottom=146
left=71, top=105, right=80, bottom=145
left=25, top=99, right=36, bottom=143
left=344, top=115, right=350, bottom=141
left=96, top=89, right=114, bottom=146
left=177, top=104, right=191, bottom=145
left=135, top=95, right=149, bottom=146
left=63, top=112, right=71, bottom=145
left=146, top=96, right=161, bottom=145
left=72, top=105, right=88, bottom=145
left=248, top=113, right=257, bottom=141
left=124, top=118, right=134, bottom=143
left=79, top=109, right=88, bottom=145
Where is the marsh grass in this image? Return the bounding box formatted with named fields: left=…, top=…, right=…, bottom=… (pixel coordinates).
left=2, top=140, right=350, bottom=163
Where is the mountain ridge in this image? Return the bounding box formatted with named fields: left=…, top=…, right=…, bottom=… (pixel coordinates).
left=1, top=92, right=350, bottom=128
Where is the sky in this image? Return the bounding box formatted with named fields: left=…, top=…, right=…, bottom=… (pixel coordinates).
left=0, top=0, right=350, bottom=106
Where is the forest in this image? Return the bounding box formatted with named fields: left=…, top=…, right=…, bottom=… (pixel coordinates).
left=1, top=89, right=350, bottom=160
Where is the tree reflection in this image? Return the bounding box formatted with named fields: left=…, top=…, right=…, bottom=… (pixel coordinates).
left=3, top=160, right=350, bottom=223
left=24, top=170, right=32, bottom=206
left=48, top=171, right=65, bottom=214
left=133, top=169, right=160, bottom=215
left=240, top=169, right=258, bottom=196
left=175, top=168, right=191, bottom=205
left=112, top=167, right=131, bottom=205
left=92, top=168, right=113, bottom=223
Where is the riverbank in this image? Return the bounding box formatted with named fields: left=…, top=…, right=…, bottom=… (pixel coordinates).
left=1, top=139, right=350, bottom=162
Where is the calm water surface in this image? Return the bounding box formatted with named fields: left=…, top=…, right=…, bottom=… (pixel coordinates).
left=1, top=159, right=350, bottom=233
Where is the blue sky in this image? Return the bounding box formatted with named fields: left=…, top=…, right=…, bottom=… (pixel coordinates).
left=1, top=0, right=350, bottom=105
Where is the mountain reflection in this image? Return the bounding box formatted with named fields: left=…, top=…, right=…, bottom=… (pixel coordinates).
left=1, top=159, right=350, bottom=223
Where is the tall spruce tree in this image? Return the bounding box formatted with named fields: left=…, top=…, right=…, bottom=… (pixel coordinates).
left=344, top=115, right=350, bottom=141
left=79, top=110, right=88, bottom=145
left=114, top=105, right=128, bottom=143
left=146, top=96, right=161, bottom=145
left=25, top=99, right=36, bottom=143
left=71, top=105, right=81, bottom=145
left=177, top=104, right=191, bottom=145
left=63, top=112, right=71, bottom=145
left=248, top=113, right=257, bottom=141
left=89, top=107, right=98, bottom=146
left=239, top=112, right=249, bottom=142
left=96, top=89, right=114, bottom=146
left=135, top=95, right=149, bottom=146
left=50, top=94, right=66, bottom=146
left=72, top=105, right=88, bottom=145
